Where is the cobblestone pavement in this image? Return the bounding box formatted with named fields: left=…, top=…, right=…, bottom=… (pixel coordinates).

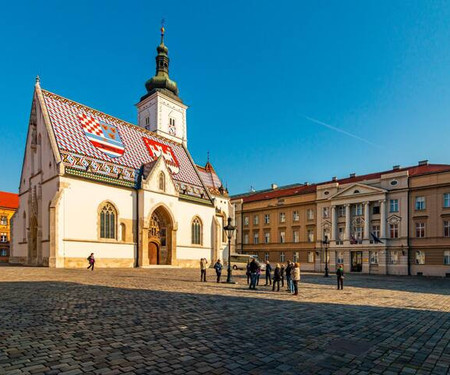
left=0, top=267, right=449, bottom=375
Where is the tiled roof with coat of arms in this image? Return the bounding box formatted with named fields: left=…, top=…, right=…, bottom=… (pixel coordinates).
left=40, top=88, right=210, bottom=201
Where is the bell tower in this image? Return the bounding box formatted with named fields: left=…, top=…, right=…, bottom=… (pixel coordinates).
left=137, top=26, right=188, bottom=146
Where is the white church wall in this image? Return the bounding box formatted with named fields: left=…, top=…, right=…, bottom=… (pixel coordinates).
left=58, top=177, right=136, bottom=267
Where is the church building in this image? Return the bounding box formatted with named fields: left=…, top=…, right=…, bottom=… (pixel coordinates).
left=10, top=28, right=230, bottom=268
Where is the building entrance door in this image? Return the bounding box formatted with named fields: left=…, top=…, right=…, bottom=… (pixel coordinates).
left=351, top=251, right=362, bottom=272
left=148, top=242, right=159, bottom=265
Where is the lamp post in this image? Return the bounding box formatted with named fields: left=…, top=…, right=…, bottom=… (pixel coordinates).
left=224, top=217, right=236, bottom=283
left=323, top=235, right=329, bottom=277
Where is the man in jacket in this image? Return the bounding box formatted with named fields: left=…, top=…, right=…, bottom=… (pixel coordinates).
left=200, top=258, right=208, bottom=282
left=213, top=259, right=223, bottom=283
left=249, top=258, right=259, bottom=290
left=265, top=261, right=273, bottom=286
left=336, top=264, right=344, bottom=290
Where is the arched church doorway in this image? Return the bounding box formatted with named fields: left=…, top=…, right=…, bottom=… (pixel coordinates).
left=147, top=206, right=173, bottom=265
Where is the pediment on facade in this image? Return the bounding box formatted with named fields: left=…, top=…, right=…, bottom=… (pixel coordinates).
left=141, top=156, right=178, bottom=196
left=387, top=214, right=402, bottom=224
left=329, top=183, right=386, bottom=200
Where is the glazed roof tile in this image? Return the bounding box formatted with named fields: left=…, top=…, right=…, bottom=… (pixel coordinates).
left=41, top=89, right=206, bottom=193
left=0, top=191, right=19, bottom=209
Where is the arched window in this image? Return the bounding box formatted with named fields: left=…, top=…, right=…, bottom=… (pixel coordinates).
left=191, top=217, right=202, bottom=245
left=159, top=172, right=165, bottom=191
left=100, top=203, right=117, bottom=239
left=23, top=211, right=27, bottom=241
left=120, top=223, right=126, bottom=242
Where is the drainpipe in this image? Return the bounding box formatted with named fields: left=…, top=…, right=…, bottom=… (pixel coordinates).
left=134, top=168, right=142, bottom=268
left=407, top=184, right=411, bottom=276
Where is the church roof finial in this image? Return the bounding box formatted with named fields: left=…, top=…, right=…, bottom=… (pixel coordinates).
left=35, top=75, right=40, bottom=85
left=141, top=22, right=181, bottom=102
left=160, top=18, right=165, bottom=45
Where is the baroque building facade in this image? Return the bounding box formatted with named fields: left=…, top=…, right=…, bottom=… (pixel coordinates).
left=0, top=191, right=19, bottom=262
left=232, top=161, right=450, bottom=277
left=10, top=29, right=230, bottom=268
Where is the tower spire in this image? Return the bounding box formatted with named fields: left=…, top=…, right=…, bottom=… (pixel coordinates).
left=141, top=23, right=181, bottom=102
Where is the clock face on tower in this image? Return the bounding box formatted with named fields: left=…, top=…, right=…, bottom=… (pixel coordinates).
left=168, top=117, right=176, bottom=135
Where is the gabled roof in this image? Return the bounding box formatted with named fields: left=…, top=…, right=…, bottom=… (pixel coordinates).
left=196, top=162, right=228, bottom=197
left=233, top=184, right=316, bottom=203
left=40, top=88, right=210, bottom=201
left=0, top=191, right=19, bottom=209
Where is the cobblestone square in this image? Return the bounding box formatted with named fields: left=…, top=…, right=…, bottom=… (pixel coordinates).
left=0, top=267, right=449, bottom=374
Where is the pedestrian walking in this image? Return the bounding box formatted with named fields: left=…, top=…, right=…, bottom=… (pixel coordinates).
left=87, top=253, right=95, bottom=271
left=246, top=259, right=251, bottom=285
left=285, top=260, right=294, bottom=293
left=292, top=262, right=301, bottom=295
left=265, top=261, right=272, bottom=286
left=200, top=258, right=208, bottom=282
left=249, top=258, right=259, bottom=290
left=213, top=259, right=223, bottom=283
left=280, top=264, right=285, bottom=288
left=336, top=264, right=344, bottom=290
left=272, top=264, right=281, bottom=291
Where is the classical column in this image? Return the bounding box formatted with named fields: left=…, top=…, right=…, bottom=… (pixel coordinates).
left=364, top=201, right=370, bottom=240
left=380, top=199, right=386, bottom=239
left=344, top=204, right=351, bottom=241
left=331, top=205, right=337, bottom=241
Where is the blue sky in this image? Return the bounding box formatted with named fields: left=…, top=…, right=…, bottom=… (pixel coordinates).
left=1, top=1, right=450, bottom=195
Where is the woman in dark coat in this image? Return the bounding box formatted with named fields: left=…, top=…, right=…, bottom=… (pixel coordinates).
left=272, top=264, right=281, bottom=292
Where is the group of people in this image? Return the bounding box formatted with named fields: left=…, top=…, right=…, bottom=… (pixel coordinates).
left=247, top=259, right=301, bottom=295
left=203, top=257, right=345, bottom=293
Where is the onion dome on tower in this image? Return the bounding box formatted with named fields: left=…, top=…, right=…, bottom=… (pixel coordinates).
left=141, top=26, right=181, bottom=103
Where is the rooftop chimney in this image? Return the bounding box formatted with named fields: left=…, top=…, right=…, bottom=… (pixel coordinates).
left=332, top=176, right=337, bottom=181
left=349, top=173, right=356, bottom=178
left=271, top=183, right=278, bottom=190
left=304, top=182, right=309, bottom=186
left=393, top=165, right=400, bottom=170
left=418, top=160, right=429, bottom=166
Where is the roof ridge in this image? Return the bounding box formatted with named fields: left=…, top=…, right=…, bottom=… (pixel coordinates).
left=41, top=88, right=180, bottom=147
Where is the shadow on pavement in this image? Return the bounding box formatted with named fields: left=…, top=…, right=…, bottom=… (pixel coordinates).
left=0, top=280, right=449, bottom=374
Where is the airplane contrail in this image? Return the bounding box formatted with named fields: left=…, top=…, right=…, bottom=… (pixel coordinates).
left=302, top=115, right=379, bottom=147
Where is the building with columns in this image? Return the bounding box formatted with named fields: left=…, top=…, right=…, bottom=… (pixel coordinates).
left=232, top=161, right=450, bottom=277
left=10, top=28, right=230, bottom=268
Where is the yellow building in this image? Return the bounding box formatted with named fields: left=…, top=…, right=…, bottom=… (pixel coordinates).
left=0, top=191, right=19, bottom=262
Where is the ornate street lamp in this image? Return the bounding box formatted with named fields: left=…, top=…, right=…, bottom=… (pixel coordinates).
left=224, top=217, right=236, bottom=283
left=323, top=235, right=329, bottom=277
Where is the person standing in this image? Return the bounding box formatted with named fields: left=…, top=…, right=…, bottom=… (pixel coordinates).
left=285, top=260, right=293, bottom=293
left=200, top=258, right=208, bottom=282
left=336, top=264, right=344, bottom=290
left=249, top=258, right=259, bottom=290
left=256, top=264, right=261, bottom=286
left=272, top=264, right=281, bottom=292
left=87, top=253, right=95, bottom=271
left=214, top=259, right=223, bottom=283
left=246, top=259, right=251, bottom=285
left=265, top=261, right=273, bottom=286
left=280, top=264, right=285, bottom=288
left=292, top=262, right=301, bottom=295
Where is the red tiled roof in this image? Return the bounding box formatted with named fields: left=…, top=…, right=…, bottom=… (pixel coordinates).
left=196, top=162, right=227, bottom=196
left=0, top=191, right=19, bottom=209
left=237, top=184, right=316, bottom=203
left=232, top=163, right=450, bottom=203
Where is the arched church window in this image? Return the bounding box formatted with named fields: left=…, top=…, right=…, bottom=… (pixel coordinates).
left=120, top=223, right=126, bottom=242
left=100, top=203, right=117, bottom=239
left=23, top=211, right=26, bottom=241
left=159, top=172, right=166, bottom=191
left=191, top=217, right=202, bottom=245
